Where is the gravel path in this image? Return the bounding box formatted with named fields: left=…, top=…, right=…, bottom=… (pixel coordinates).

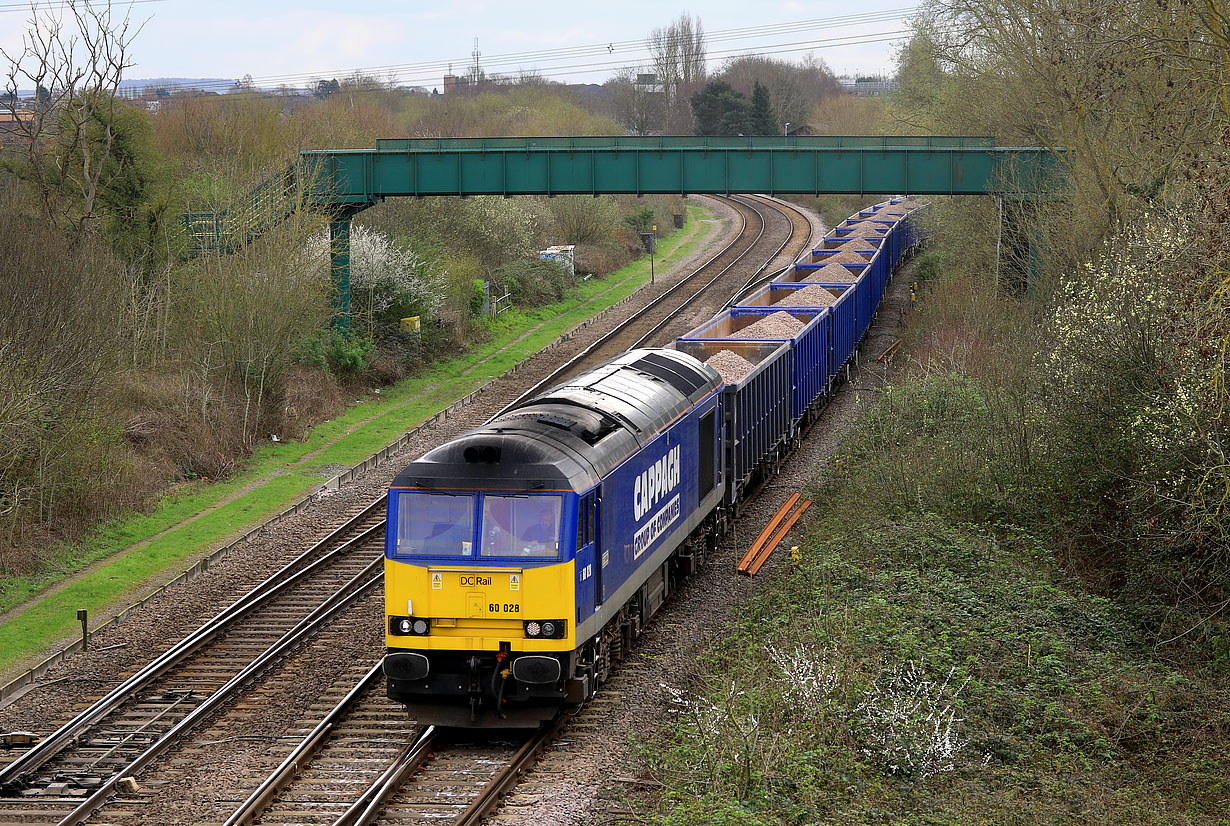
left=485, top=252, right=919, bottom=826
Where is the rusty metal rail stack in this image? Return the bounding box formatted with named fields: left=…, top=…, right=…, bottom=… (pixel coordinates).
left=738, top=493, right=814, bottom=576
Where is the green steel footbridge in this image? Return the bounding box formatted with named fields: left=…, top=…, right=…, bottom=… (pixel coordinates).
left=182, top=136, right=1061, bottom=325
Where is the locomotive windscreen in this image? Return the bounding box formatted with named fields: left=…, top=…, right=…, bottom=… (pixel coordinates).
left=395, top=492, right=475, bottom=557
left=393, top=491, right=564, bottom=560
left=480, top=495, right=562, bottom=559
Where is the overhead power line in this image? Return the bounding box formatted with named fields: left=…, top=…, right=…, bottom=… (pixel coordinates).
left=210, top=7, right=915, bottom=88
left=0, top=0, right=167, bottom=14
left=130, top=30, right=911, bottom=97
left=116, top=13, right=914, bottom=96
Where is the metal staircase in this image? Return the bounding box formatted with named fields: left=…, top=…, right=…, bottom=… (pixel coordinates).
left=182, top=161, right=316, bottom=255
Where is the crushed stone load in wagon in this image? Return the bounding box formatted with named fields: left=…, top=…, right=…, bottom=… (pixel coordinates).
left=813, top=262, right=860, bottom=280
left=838, top=238, right=878, bottom=252
left=705, top=349, right=757, bottom=383
left=846, top=220, right=890, bottom=234
left=817, top=249, right=871, bottom=265
left=779, top=284, right=843, bottom=307
left=739, top=310, right=807, bottom=339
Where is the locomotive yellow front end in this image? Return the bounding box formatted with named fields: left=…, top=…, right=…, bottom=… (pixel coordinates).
left=383, top=480, right=585, bottom=727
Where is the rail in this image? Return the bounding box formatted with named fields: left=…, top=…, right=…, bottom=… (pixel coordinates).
left=0, top=500, right=386, bottom=790
left=497, top=194, right=765, bottom=413
left=221, top=661, right=390, bottom=826
left=58, top=556, right=385, bottom=825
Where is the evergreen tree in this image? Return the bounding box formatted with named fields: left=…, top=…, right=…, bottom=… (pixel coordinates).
left=690, top=80, right=752, bottom=136
left=750, top=81, right=778, bottom=135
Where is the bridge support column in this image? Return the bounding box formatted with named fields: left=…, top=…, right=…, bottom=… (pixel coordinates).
left=329, top=217, right=351, bottom=334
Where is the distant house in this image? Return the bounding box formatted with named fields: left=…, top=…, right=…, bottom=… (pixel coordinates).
left=837, top=78, right=900, bottom=97
left=786, top=124, right=820, bottom=137
left=0, top=109, right=36, bottom=147
left=635, top=73, right=664, bottom=94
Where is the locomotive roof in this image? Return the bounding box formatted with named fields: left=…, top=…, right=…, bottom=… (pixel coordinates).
left=391, top=348, right=720, bottom=492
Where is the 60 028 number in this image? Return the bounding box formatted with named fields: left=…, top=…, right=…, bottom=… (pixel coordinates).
left=488, top=603, right=520, bottom=613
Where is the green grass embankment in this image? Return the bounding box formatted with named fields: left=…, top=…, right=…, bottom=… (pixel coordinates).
left=0, top=203, right=718, bottom=676
left=631, top=279, right=1227, bottom=825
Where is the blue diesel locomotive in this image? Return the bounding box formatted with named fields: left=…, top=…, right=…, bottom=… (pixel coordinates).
left=383, top=198, right=924, bottom=727
left=383, top=349, right=726, bottom=726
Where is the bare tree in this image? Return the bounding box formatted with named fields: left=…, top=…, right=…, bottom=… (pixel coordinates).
left=545, top=194, right=620, bottom=245
left=912, top=0, right=1221, bottom=228
left=1, top=1, right=141, bottom=233
left=719, top=54, right=841, bottom=130
left=606, top=67, right=666, bottom=135
left=647, top=13, right=707, bottom=131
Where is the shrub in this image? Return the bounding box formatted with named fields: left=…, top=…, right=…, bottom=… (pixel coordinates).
left=623, top=205, right=656, bottom=234
left=310, top=225, right=446, bottom=335
left=296, top=331, right=374, bottom=379
left=853, top=659, right=970, bottom=779
left=824, top=371, right=1039, bottom=526
left=574, top=241, right=629, bottom=276
left=546, top=194, right=619, bottom=244
left=496, top=259, right=573, bottom=307
left=468, top=279, right=487, bottom=317
left=1042, top=219, right=1226, bottom=548
left=0, top=203, right=134, bottom=555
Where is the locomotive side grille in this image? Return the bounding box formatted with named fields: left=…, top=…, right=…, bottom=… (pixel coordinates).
left=632, top=351, right=710, bottom=395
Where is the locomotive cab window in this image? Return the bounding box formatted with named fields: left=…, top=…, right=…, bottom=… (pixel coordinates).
left=481, top=495, right=563, bottom=558
left=699, top=409, right=716, bottom=499
left=576, top=492, right=596, bottom=551
left=395, top=492, right=476, bottom=557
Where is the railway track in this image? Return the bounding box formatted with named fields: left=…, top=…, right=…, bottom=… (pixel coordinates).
left=0, top=502, right=389, bottom=826
left=726, top=194, right=817, bottom=306
left=503, top=194, right=815, bottom=411
left=219, top=658, right=566, bottom=826
left=196, top=195, right=821, bottom=826
left=0, top=194, right=821, bottom=826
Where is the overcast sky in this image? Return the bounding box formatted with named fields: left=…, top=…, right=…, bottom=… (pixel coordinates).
left=1, top=1, right=915, bottom=91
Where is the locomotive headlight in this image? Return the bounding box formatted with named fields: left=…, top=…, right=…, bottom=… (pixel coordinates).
left=389, top=616, right=430, bottom=636
left=524, top=619, right=566, bottom=639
